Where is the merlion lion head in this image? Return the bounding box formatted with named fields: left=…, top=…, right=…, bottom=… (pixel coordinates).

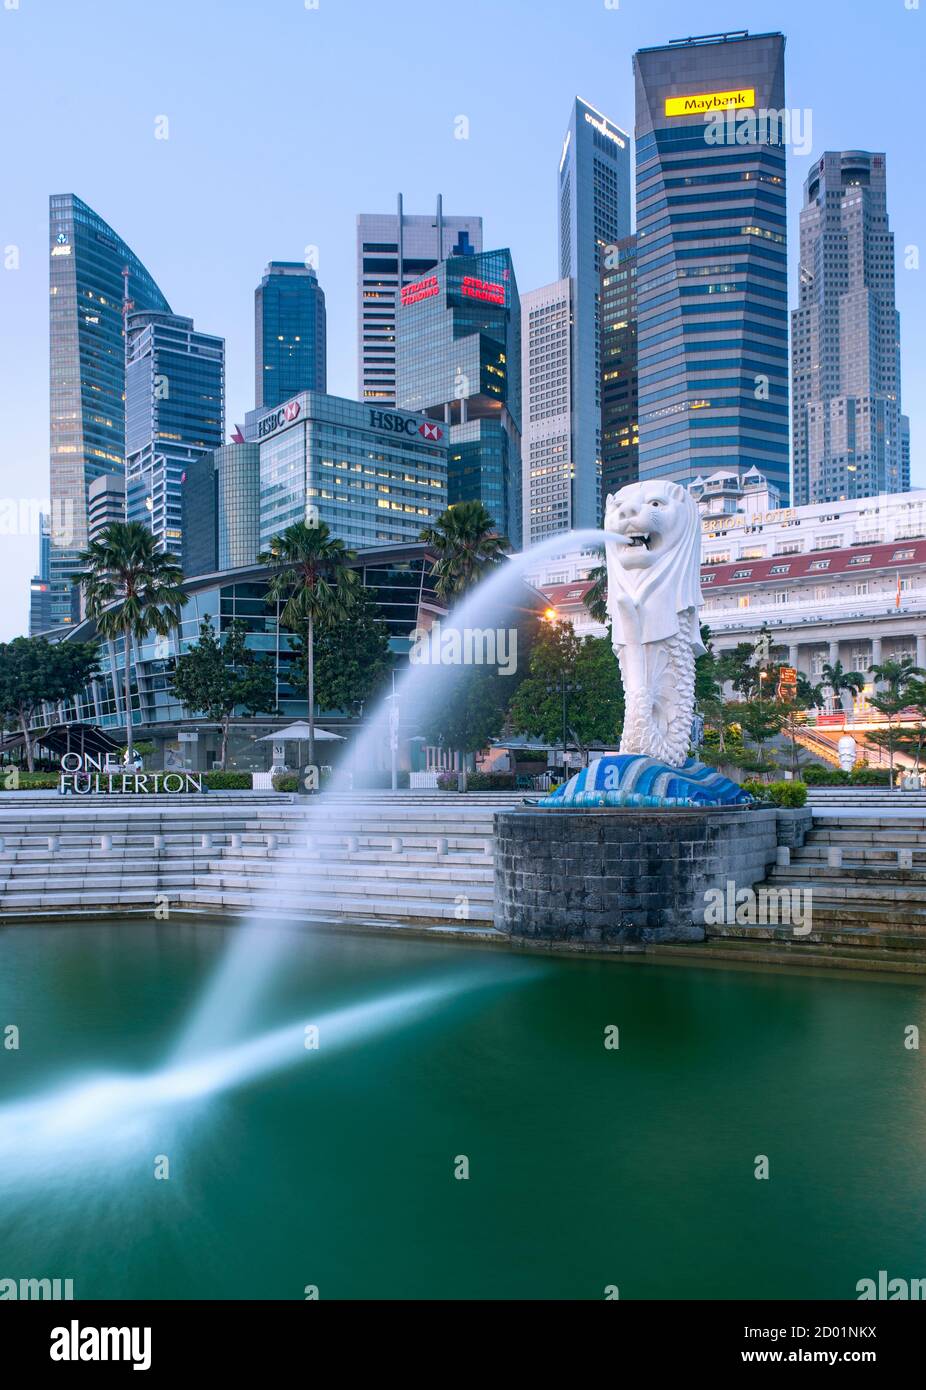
left=603, top=479, right=704, bottom=651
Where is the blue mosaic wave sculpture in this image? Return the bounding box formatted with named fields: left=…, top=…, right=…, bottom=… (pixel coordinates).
left=537, top=755, right=752, bottom=809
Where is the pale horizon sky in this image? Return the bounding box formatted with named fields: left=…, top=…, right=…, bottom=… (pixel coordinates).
left=1, top=0, right=923, bottom=639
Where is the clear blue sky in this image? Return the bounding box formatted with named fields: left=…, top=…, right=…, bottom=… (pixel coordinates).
left=1, top=0, right=923, bottom=639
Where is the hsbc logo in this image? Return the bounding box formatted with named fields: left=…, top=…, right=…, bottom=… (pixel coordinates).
left=258, top=399, right=301, bottom=439
left=369, top=410, right=443, bottom=442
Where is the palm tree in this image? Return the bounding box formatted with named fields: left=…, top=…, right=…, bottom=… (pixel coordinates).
left=820, top=659, right=866, bottom=715
left=419, top=500, right=509, bottom=602
left=583, top=558, right=608, bottom=625
left=75, top=522, right=186, bottom=763
left=867, top=657, right=926, bottom=788
left=259, top=520, right=359, bottom=773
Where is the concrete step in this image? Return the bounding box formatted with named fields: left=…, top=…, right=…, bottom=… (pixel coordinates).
left=706, top=921, right=926, bottom=952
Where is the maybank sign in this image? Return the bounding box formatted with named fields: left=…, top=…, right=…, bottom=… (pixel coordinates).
left=665, top=88, right=755, bottom=117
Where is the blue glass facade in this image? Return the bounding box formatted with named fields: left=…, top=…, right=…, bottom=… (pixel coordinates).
left=395, top=249, right=521, bottom=545
left=633, top=33, right=790, bottom=500
left=255, top=262, right=327, bottom=409
left=48, top=194, right=171, bottom=626
left=245, top=392, right=447, bottom=552
left=124, top=312, right=225, bottom=554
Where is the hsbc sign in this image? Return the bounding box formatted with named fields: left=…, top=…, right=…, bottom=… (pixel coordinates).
left=258, top=398, right=301, bottom=439
left=369, top=410, right=443, bottom=442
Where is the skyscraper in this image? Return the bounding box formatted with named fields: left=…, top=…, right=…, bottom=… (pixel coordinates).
left=521, top=279, right=575, bottom=546
left=28, top=513, right=52, bottom=635
left=791, top=151, right=909, bottom=504
left=396, top=248, right=521, bottom=546
left=48, top=194, right=171, bottom=627
left=357, top=196, right=483, bottom=405
left=124, top=311, right=225, bottom=554
left=600, top=235, right=639, bottom=503
left=254, top=262, right=327, bottom=410
left=633, top=32, right=789, bottom=498
left=87, top=473, right=125, bottom=543
left=558, top=97, right=631, bottom=529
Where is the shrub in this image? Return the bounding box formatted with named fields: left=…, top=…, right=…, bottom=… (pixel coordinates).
left=767, top=780, right=808, bottom=808
left=272, top=772, right=299, bottom=793
left=436, top=772, right=458, bottom=791
left=1, top=771, right=59, bottom=790
left=203, top=771, right=252, bottom=790
left=741, top=777, right=770, bottom=801
left=467, top=772, right=516, bottom=791
left=849, top=766, right=892, bottom=786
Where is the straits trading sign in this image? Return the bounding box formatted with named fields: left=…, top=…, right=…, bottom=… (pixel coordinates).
left=58, top=753, right=203, bottom=795
left=665, top=88, right=756, bottom=117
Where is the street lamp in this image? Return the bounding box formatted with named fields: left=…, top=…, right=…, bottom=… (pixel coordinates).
left=546, top=671, right=582, bottom=774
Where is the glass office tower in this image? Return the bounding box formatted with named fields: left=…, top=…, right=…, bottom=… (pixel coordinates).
left=48, top=194, right=171, bottom=626
left=558, top=97, right=631, bottom=529
left=255, top=262, right=327, bottom=410
left=792, top=152, right=909, bottom=504
left=395, top=248, right=521, bottom=546
left=125, top=311, right=225, bottom=554
left=600, top=234, right=639, bottom=503
left=633, top=32, right=789, bottom=499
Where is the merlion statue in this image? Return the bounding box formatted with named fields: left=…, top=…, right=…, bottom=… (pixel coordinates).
left=603, top=480, right=705, bottom=768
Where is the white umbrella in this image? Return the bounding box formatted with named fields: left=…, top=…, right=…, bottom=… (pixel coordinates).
left=258, top=722, right=345, bottom=742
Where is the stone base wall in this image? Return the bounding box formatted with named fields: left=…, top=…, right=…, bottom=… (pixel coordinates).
left=494, top=806, right=779, bottom=945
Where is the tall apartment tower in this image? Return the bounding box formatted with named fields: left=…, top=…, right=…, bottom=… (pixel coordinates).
left=791, top=151, right=909, bottom=504
left=558, top=97, right=631, bottom=529
left=255, top=262, right=327, bottom=410
left=357, top=196, right=483, bottom=405
left=124, top=311, right=225, bottom=555
left=600, top=234, right=639, bottom=503
left=521, top=279, right=575, bottom=547
left=47, top=195, right=171, bottom=627
left=633, top=32, right=789, bottom=499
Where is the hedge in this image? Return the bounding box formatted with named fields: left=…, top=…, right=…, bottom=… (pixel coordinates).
left=437, top=771, right=516, bottom=791
left=742, top=778, right=808, bottom=808
left=203, top=771, right=252, bottom=789
left=802, top=764, right=892, bottom=787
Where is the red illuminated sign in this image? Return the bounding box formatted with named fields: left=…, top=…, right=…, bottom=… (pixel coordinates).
left=418, top=422, right=443, bottom=441
left=461, top=275, right=505, bottom=305
left=401, top=275, right=439, bottom=306
left=283, top=399, right=301, bottom=422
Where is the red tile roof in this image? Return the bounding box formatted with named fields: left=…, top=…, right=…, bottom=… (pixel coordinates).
left=701, top=538, right=926, bottom=590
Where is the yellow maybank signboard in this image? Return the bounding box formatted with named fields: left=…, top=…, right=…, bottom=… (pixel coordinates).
left=665, top=88, right=756, bottom=117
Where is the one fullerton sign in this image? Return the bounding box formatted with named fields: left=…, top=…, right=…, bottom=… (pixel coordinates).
left=58, top=752, right=203, bottom=795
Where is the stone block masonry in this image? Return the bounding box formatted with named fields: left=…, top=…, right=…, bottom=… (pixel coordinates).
left=494, top=806, right=778, bottom=945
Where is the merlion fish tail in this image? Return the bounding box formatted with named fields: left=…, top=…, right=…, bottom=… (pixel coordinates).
left=617, top=633, right=695, bottom=767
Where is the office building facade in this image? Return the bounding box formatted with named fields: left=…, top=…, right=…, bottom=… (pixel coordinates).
left=245, top=391, right=448, bottom=552
left=125, top=311, right=225, bottom=555
left=357, top=196, right=482, bottom=405
left=600, top=235, right=639, bottom=503
left=558, top=97, right=631, bottom=528
left=48, top=194, right=171, bottom=627
left=29, top=513, right=53, bottom=635
left=87, top=473, right=125, bottom=543
left=395, top=248, right=521, bottom=546
left=633, top=32, right=789, bottom=498
left=521, top=278, right=574, bottom=546
left=792, top=151, right=909, bottom=505
left=254, top=262, right=327, bottom=410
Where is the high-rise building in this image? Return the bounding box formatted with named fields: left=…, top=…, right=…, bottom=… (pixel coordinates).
left=245, top=391, right=448, bottom=552
left=791, top=151, right=909, bottom=504
left=254, top=262, right=327, bottom=410
left=28, top=513, right=52, bottom=635
left=181, top=455, right=218, bottom=579
left=87, top=473, right=125, bottom=543
left=395, top=248, right=521, bottom=546
left=357, top=196, right=483, bottom=405
left=633, top=32, right=789, bottom=498
left=124, top=311, right=225, bottom=555
left=216, top=442, right=261, bottom=571
left=600, top=235, right=639, bottom=503
left=521, top=279, right=574, bottom=546
left=48, top=194, right=171, bottom=627
left=558, top=97, right=631, bottom=529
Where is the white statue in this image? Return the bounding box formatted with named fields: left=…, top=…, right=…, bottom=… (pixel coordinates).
left=837, top=734, right=856, bottom=773
left=603, top=480, right=705, bottom=767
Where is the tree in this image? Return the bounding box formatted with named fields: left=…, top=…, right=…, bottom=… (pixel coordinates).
left=287, top=586, right=392, bottom=715
left=866, top=658, right=926, bottom=788
left=172, top=616, right=276, bottom=769
left=0, top=637, right=100, bottom=772
left=75, top=521, right=186, bottom=763
left=419, top=500, right=509, bottom=602
left=821, top=659, right=866, bottom=714
left=508, top=620, right=624, bottom=750
left=259, top=520, right=359, bottom=772
left=582, top=558, right=608, bottom=625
